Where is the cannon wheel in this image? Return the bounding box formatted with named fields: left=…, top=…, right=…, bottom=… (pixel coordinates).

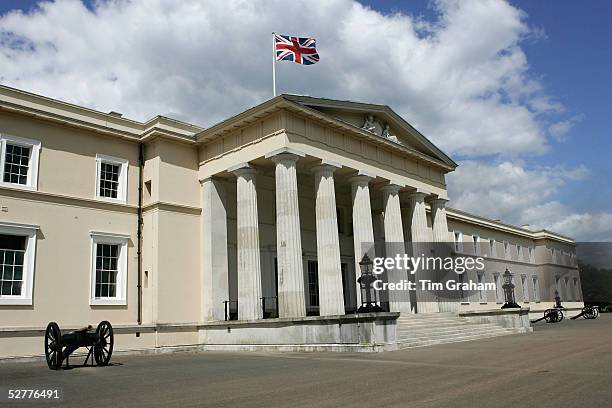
left=44, top=322, right=63, bottom=370
left=584, top=307, right=599, bottom=319
left=556, top=309, right=564, bottom=322
left=94, top=321, right=114, bottom=366
left=544, top=310, right=554, bottom=323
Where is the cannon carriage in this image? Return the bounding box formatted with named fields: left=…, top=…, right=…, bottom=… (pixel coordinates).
left=44, top=320, right=113, bottom=370
left=570, top=305, right=599, bottom=320
left=531, top=308, right=564, bottom=324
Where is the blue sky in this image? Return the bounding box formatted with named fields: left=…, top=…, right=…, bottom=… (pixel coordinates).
left=363, top=0, right=612, bottom=212
left=0, top=0, right=610, bottom=240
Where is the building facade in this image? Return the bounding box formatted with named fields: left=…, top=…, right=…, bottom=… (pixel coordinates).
left=0, top=86, right=582, bottom=358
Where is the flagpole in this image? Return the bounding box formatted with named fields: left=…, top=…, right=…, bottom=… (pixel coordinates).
left=272, top=32, right=277, bottom=97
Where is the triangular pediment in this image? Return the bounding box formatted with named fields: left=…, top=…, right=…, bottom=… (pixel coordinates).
left=282, top=94, right=457, bottom=169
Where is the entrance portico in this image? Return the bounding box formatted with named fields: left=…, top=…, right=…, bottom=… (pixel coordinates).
left=200, top=149, right=450, bottom=321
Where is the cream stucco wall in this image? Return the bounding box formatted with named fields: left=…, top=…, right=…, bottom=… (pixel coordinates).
left=0, top=86, right=585, bottom=359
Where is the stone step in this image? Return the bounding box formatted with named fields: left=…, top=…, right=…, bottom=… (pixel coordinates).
left=395, top=320, right=472, bottom=328
left=396, top=324, right=504, bottom=336
left=396, top=314, right=458, bottom=320
left=397, top=330, right=518, bottom=349
left=397, top=325, right=511, bottom=338
left=397, top=327, right=513, bottom=342
left=397, top=317, right=468, bottom=324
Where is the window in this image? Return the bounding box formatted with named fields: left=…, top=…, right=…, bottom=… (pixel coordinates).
left=95, top=154, right=128, bottom=203
left=554, top=276, right=561, bottom=298
left=529, top=247, right=534, bottom=263
left=532, top=276, right=540, bottom=302
left=458, top=272, right=467, bottom=303
left=0, top=223, right=38, bottom=305
left=453, top=231, right=463, bottom=253
left=340, top=262, right=352, bottom=313
left=551, top=248, right=557, bottom=263
left=572, top=278, right=578, bottom=301
left=489, top=239, right=496, bottom=257
left=493, top=273, right=503, bottom=304
left=307, top=260, right=319, bottom=307
left=521, top=275, right=529, bottom=302
left=0, top=134, right=41, bottom=190
left=90, top=233, right=128, bottom=305
left=564, top=277, right=570, bottom=301
left=477, top=272, right=486, bottom=303
left=517, top=245, right=523, bottom=261
left=473, top=235, right=480, bottom=256
left=503, top=241, right=510, bottom=259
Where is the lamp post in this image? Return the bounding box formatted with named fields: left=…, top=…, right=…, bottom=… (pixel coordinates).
left=501, top=268, right=520, bottom=309
left=357, top=254, right=383, bottom=313
left=554, top=290, right=563, bottom=309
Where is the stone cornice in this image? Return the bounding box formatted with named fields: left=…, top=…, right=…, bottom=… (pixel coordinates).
left=0, top=84, right=202, bottom=144
left=445, top=206, right=575, bottom=244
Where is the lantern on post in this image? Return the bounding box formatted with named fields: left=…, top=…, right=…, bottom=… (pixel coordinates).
left=357, top=254, right=383, bottom=313
left=554, top=290, right=563, bottom=309
left=501, top=268, right=520, bottom=309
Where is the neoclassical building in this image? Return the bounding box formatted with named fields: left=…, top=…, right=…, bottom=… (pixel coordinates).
left=0, top=85, right=582, bottom=358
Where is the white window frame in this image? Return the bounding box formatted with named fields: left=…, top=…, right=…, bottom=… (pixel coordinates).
left=95, top=154, right=128, bottom=204
left=0, top=134, right=41, bottom=191
left=489, top=239, right=496, bottom=258
left=472, top=235, right=481, bottom=256
left=532, top=275, right=540, bottom=302
left=477, top=272, right=486, bottom=303
left=0, top=222, right=38, bottom=305
left=493, top=273, right=503, bottom=304
left=521, top=274, right=529, bottom=302
left=453, top=231, right=463, bottom=253
left=458, top=272, right=469, bottom=304
left=90, top=232, right=129, bottom=306
left=503, top=241, right=510, bottom=259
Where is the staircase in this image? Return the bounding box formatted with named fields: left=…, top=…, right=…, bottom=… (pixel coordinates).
left=395, top=312, right=521, bottom=349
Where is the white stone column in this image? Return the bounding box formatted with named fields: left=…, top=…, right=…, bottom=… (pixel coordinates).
left=312, top=164, right=345, bottom=316
left=408, top=191, right=439, bottom=313
left=200, top=177, right=229, bottom=321
left=429, top=197, right=455, bottom=312
left=350, top=175, right=375, bottom=308
left=232, top=165, right=263, bottom=320
left=381, top=184, right=412, bottom=314
left=430, top=198, right=451, bottom=243
left=270, top=153, right=306, bottom=318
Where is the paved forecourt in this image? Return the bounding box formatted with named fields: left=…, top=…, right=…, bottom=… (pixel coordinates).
left=1, top=315, right=611, bottom=408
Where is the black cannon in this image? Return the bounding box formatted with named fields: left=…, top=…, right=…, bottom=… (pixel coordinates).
left=570, top=305, right=600, bottom=320
left=44, top=321, right=113, bottom=370
left=531, top=308, right=564, bottom=324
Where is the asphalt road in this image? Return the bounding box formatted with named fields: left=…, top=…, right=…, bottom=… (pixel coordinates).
left=1, top=315, right=611, bottom=408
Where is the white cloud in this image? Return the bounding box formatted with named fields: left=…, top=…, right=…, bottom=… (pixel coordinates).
left=1, top=0, right=606, bottom=239
left=447, top=160, right=612, bottom=241
left=0, top=0, right=557, bottom=157
left=548, top=114, right=583, bottom=142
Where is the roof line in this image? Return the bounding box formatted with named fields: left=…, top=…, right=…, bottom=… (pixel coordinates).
left=446, top=206, right=575, bottom=243
left=282, top=94, right=458, bottom=168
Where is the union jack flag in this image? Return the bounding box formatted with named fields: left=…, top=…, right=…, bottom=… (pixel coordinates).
left=275, top=34, right=319, bottom=65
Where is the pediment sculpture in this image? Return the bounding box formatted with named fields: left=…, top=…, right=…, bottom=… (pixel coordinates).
left=362, top=115, right=401, bottom=144
left=361, top=114, right=378, bottom=133
left=382, top=124, right=400, bottom=144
